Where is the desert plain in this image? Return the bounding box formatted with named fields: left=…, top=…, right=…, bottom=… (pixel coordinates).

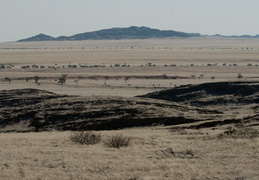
left=1, top=37, right=259, bottom=96
left=0, top=37, right=258, bottom=180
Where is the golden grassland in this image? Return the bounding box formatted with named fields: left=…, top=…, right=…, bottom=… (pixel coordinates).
left=0, top=37, right=259, bottom=179
left=0, top=127, right=258, bottom=180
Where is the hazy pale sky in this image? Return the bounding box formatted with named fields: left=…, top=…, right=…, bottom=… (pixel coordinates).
left=1, top=0, right=258, bottom=42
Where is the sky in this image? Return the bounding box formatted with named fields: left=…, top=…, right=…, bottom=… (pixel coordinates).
left=0, top=0, right=259, bottom=42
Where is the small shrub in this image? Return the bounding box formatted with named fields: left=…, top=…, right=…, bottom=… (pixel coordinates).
left=70, top=131, right=101, bottom=145
left=105, top=134, right=131, bottom=148
left=162, top=74, right=168, bottom=79
left=237, top=73, right=243, bottom=79
left=4, top=77, right=11, bottom=83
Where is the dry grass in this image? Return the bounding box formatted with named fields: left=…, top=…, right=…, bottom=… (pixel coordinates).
left=218, top=125, right=259, bottom=139
left=0, top=127, right=258, bottom=180
left=0, top=38, right=259, bottom=179
left=104, top=134, right=131, bottom=148
left=70, top=131, right=101, bottom=145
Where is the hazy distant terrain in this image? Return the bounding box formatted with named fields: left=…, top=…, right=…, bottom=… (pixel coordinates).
left=17, top=26, right=259, bottom=42
left=17, top=26, right=201, bottom=42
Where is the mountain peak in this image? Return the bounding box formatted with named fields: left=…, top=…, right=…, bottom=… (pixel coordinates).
left=17, top=26, right=201, bottom=42
left=18, top=34, right=55, bottom=42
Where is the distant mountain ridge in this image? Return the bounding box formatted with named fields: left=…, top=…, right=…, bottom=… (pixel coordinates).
left=19, top=34, right=55, bottom=41
left=213, top=34, right=259, bottom=38
left=18, top=26, right=259, bottom=42
left=17, top=26, right=201, bottom=42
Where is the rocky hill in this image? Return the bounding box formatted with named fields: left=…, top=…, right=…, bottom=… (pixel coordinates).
left=0, top=88, right=220, bottom=132
left=0, top=81, right=258, bottom=132
left=139, top=81, right=259, bottom=106
left=139, top=81, right=259, bottom=128
left=17, top=26, right=201, bottom=42
left=18, top=34, right=55, bottom=42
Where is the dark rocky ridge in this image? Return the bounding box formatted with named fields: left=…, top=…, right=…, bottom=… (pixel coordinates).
left=1, top=81, right=258, bottom=132
left=139, top=81, right=259, bottom=128
left=139, top=81, right=259, bottom=106
left=0, top=89, right=220, bottom=132
left=18, top=26, right=201, bottom=42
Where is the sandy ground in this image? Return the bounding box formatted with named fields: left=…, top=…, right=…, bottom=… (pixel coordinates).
left=1, top=37, right=259, bottom=97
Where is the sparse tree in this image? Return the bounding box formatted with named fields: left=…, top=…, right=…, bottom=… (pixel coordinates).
left=237, top=73, right=243, bottom=79
left=124, top=77, right=129, bottom=82
left=147, top=62, right=152, bottom=67
left=4, top=77, right=11, bottom=83
left=162, top=74, right=168, bottom=79
left=58, top=74, right=68, bottom=85
left=211, top=76, right=215, bottom=80
left=34, top=76, right=40, bottom=84
left=74, top=79, right=79, bottom=85
left=104, top=76, right=109, bottom=81
left=31, top=64, right=39, bottom=68
left=191, top=75, right=196, bottom=79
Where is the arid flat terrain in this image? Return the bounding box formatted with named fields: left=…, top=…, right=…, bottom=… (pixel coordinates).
left=0, top=37, right=259, bottom=180
left=1, top=37, right=259, bottom=96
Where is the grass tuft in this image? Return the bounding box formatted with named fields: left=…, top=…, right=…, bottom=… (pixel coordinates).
left=105, top=134, right=131, bottom=148
left=70, top=131, right=101, bottom=145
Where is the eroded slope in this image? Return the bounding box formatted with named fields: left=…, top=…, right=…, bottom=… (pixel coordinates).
left=0, top=89, right=219, bottom=132
left=140, top=81, right=259, bottom=128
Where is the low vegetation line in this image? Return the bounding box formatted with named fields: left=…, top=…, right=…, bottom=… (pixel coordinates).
left=1, top=75, right=190, bottom=82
